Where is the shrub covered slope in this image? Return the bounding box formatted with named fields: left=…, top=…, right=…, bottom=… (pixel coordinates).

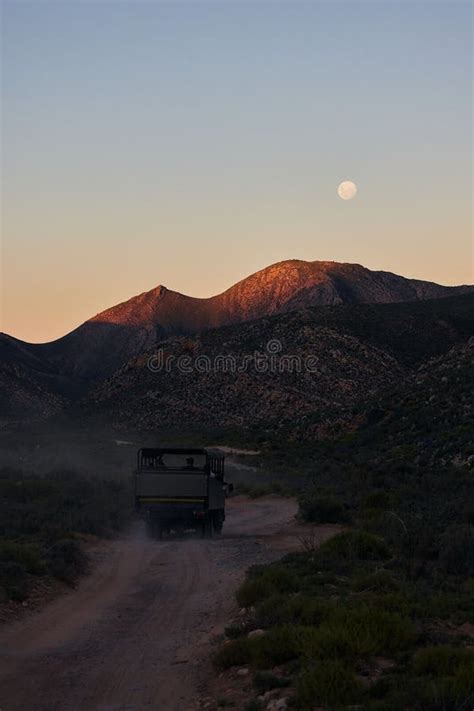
left=0, top=469, right=132, bottom=602
left=215, top=338, right=474, bottom=710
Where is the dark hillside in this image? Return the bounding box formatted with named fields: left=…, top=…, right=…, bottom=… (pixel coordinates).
left=85, top=295, right=474, bottom=439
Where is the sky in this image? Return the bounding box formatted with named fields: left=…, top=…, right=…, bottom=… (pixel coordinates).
left=1, top=0, right=472, bottom=343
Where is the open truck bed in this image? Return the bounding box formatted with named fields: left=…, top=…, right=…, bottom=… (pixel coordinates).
left=135, top=447, right=231, bottom=537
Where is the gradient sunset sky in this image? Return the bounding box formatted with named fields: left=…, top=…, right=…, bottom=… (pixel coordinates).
left=1, top=0, right=472, bottom=343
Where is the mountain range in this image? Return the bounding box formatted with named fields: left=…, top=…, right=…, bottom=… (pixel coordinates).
left=86, top=293, right=474, bottom=440
left=1, top=259, right=473, bottom=426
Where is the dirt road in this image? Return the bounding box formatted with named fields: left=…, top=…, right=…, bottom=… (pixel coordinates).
left=0, top=497, right=336, bottom=711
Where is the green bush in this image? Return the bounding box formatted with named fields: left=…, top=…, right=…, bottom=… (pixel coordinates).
left=0, top=469, right=132, bottom=600
left=283, top=595, right=335, bottom=625
left=248, top=486, right=271, bottom=499
left=235, top=483, right=272, bottom=499
left=411, top=647, right=474, bottom=709
left=413, top=645, right=474, bottom=677
left=298, top=607, right=415, bottom=661
left=255, top=594, right=290, bottom=626
left=296, top=660, right=363, bottom=709
left=269, top=481, right=294, bottom=497
left=0, top=541, right=45, bottom=574
left=451, top=658, right=474, bottom=697
left=363, top=592, right=412, bottom=616
left=237, top=566, right=300, bottom=607
left=319, top=530, right=391, bottom=562
left=214, top=626, right=302, bottom=670
left=299, top=494, right=349, bottom=524
left=351, top=570, right=400, bottom=593
left=0, top=561, right=28, bottom=601
left=236, top=577, right=275, bottom=608
left=367, top=670, right=474, bottom=710
left=252, top=671, right=290, bottom=693
left=213, top=637, right=254, bottom=669
left=297, top=623, right=355, bottom=662
left=0, top=470, right=132, bottom=541
left=256, top=593, right=335, bottom=628
left=366, top=674, right=424, bottom=711
left=439, top=525, right=474, bottom=576
left=364, top=491, right=394, bottom=510
left=252, top=625, right=303, bottom=667
left=359, top=506, right=386, bottom=527
left=46, top=538, right=88, bottom=585
left=0, top=541, right=46, bottom=601
left=244, top=701, right=263, bottom=711
left=336, top=606, right=415, bottom=656
left=416, top=590, right=474, bottom=623
left=225, top=624, right=247, bottom=639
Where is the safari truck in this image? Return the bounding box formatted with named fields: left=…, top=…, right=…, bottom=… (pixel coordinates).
left=135, top=448, right=232, bottom=538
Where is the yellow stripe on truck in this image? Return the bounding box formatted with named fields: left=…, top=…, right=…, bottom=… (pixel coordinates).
left=138, top=497, right=206, bottom=503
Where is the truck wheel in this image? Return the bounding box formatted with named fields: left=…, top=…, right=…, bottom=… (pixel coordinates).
left=202, top=518, right=214, bottom=538
left=146, top=518, right=154, bottom=538
left=213, top=513, right=223, bottom=534
left=149, top=517, right=162, bottom=540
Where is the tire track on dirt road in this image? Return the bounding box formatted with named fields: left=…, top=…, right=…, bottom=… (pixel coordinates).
left=0, top=497, right=338, bottom=711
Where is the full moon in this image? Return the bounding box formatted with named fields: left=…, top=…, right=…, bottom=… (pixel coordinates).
left=338, top=180, right=357, bottom=200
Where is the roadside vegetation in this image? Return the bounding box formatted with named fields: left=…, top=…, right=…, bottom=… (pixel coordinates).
left=0, top=468, right=132, bottom=602
left=216, top=519, right=474, bottom=710
left=214, top=340, right=474, bottom=709
left=234, top=481, right=296, bottom=499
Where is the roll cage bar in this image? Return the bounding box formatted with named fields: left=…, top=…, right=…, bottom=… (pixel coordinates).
left=137, top=447, right=225, bottom=478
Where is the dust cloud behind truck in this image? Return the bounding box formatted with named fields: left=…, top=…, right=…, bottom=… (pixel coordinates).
left=135, top=448, right=232, bottom=537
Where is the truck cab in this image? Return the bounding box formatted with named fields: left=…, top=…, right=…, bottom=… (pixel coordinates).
left=135, top=447, right=231, bottom=538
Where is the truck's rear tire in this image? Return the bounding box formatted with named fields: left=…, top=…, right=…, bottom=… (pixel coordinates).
left=213, top=512, right=223, bottom=534
left=146, top=518, right=153, bottom=538
left=202, top=517, right=214, bottom=538
left=212, top=511, right=224, bottom=534
left=147, top=516, right=162, bottom=540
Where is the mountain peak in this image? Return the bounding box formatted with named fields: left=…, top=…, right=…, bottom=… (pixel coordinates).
left=14, top=260, right=473, bottom=380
